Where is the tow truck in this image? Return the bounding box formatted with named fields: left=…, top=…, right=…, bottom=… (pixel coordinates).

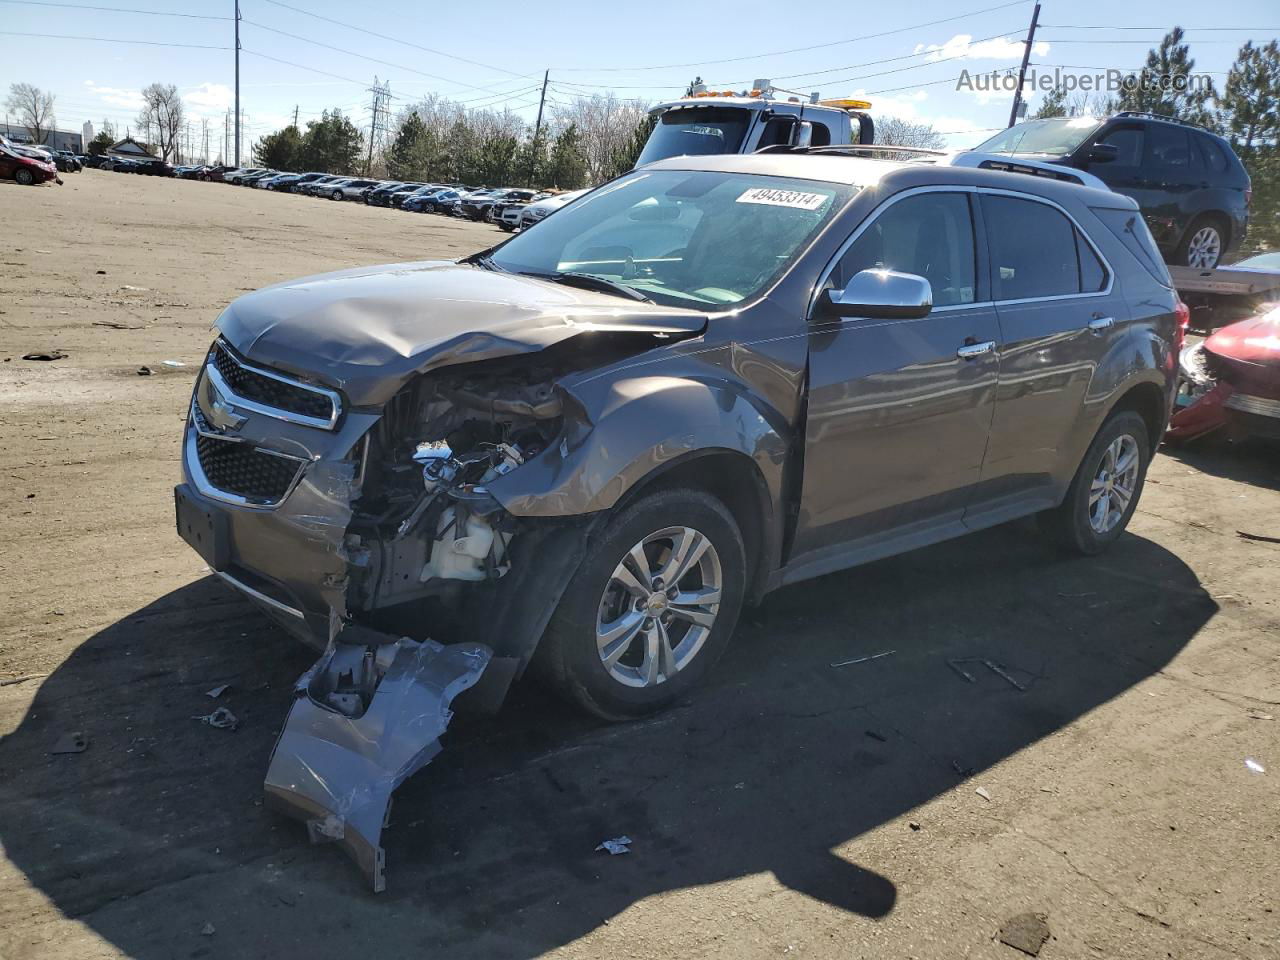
left=636, top=80, right=875, bottom=166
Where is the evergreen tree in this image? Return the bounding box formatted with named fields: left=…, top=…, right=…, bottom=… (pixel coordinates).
left=1219, top=40, right=1280, bottom=150
left=253, top=124, right=302, bottom=170
left=297, top=110, right=364, bottom=174
left=87, top=131, right=115, bottom=156
left=544, top=124, right=587, bottom=188
left=1031, top=87, right=1068, bottom=119
left=605, top=114, right=656, bottom=180
left=387, top=111, right=436, bottom=180
left=1111, top=28, right=1217, bottom=126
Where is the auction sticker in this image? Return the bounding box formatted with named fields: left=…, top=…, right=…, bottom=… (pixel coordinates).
left=736, top=187, right=828, bottom=210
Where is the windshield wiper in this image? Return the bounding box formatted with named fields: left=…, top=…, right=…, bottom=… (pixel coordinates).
left=461, top=252, right=503, bottom=271
left=523, top=271, right=653, bottom=303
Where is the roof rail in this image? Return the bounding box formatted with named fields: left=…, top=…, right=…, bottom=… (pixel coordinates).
left=754, top=143, right=948, bottom=158
left=940, top=152, right=1110, bottom=191
left=1112, top=111, right=1207, bottom=132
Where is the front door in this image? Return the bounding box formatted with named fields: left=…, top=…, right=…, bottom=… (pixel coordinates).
left=792, top=190, right=1001, bottom=558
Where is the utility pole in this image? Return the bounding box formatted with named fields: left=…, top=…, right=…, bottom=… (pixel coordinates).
left=527, top=69, right=549, bottom=184
left=293, top=104, right=299, bottom=129
left=1007, top=1, right=1041, bottom=127
left=234, top=0, right=241, bottom=165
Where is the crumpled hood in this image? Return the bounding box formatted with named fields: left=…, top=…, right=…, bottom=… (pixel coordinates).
left=217, top=261, right=707, bottom=407
left=1205, top=304, right=1280, bottom=369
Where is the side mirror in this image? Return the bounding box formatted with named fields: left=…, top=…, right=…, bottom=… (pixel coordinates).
left=1087, top=142, right=1119, bottom=165
left=819, top=269, right=933, bottom=320
left=791, top=121, right=814, bottom=149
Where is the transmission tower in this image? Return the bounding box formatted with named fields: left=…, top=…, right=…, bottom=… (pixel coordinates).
left=365, top=76, right=393, bottom=174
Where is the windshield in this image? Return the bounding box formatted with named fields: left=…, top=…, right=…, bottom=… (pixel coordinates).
left=636, top=107, right=752, bottom=166
left=1237, top=252, right=1280, bottom=270
left=974, top=117, right=1104, bottom=156
left=490, top=169, right=853, bottom=308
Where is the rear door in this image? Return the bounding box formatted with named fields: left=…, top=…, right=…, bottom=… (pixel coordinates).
left=793, top=188, right=1002, bottom=556
left=973, top=191, right=1122, bottom=512
left=1142, top=123, right=1196, bottom=249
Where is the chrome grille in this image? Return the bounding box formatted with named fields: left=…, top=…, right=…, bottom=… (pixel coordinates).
left=211, top=340, right=339, bottom=428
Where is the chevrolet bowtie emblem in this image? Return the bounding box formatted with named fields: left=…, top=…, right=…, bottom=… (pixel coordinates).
left=207, top=380, right=247, bottom=432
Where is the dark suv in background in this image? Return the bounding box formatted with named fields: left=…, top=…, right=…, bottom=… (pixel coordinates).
left=973, top=112, right=1250, bottom=268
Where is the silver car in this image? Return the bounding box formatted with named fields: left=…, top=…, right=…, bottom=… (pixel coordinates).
left=326, top=178, right=379, bottom=201
left=518, top=188, right=590, bottom=228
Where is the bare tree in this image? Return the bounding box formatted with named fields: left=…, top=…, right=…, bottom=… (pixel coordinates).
left=550, top=94, right=650, bottom=183
left=135, top=82, right=184, bottom=161
left=6, top=83, right=56, bottom=144
left=875, top=116, right=947, bottom=149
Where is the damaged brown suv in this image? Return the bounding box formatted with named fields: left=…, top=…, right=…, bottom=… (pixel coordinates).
left=176, top=151, right=1180, bottom=887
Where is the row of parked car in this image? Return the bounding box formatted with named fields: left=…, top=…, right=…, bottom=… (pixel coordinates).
left=210, top=165, right=590, bottom=232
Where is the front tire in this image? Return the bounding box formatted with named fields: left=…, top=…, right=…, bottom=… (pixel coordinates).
left=1040, top=410, right=1150, bottom=554
left=15, top=168, right=35, bottom=185
left=331, top=189, right=343, bottom=201
left=539, top=488, right=746, bottom=720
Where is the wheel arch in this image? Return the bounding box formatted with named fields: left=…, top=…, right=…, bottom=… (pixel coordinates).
left=1105, top=378, right=1170, bottom=453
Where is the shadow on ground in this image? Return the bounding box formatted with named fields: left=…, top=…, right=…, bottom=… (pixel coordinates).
left=0, top=521, right=1215, bottom=957
left=1162, top=435, right=1280, bottom=494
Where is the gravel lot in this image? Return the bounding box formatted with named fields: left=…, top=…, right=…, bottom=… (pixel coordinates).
left=1, top=170, right=1278, bottom=960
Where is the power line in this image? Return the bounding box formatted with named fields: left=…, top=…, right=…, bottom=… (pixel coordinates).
left=1040, top=24, right=1278, bottom=31
left=256, top=0, right=529, bottom=81
left=241, top=49, right=368, bottom=87
left=0, top=0, right=229, bottom=17
left=0, top=29, right=228, bottom=48
left=556, top=0, right=1032, bottom=71
left=240, top=18, right=536, bottom=95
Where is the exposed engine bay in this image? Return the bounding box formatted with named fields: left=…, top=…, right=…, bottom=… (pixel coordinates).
left=345, top=357, right=569, bottom=617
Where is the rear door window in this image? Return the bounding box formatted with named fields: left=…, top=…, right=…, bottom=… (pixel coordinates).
left=1194, top=134, right=1228, bottom=174
left=833, top=192, right=977, bottom=307
left=982, top=195, right=1082, bottom=300
left=1090, top=206, right=1173, bottom=287
left=1146, top=125, right=1191, bottom=171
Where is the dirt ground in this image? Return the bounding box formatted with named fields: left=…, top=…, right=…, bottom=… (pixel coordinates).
left=1, top=171, right=1278, bottom=960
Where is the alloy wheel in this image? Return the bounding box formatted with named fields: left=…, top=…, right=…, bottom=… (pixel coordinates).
left=1089, top=434, right=1140, bottom=534
left=1186, top=226, right=1222, bottom=268
left=595, top=526, right=722, bottom=689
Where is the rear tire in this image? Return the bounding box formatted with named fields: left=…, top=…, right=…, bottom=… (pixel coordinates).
left=1039, top=410, right=1150, bottom=555
left=1176, top=215, right=1227, bottom=268
left=538, top=489, right=746, bottom=721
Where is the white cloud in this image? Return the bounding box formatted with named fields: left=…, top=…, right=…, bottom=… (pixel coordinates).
left=84, top=81, right=145, bottom=111
left=852, top=87, right=997, bottom=149
left=184, top=82, right=233, bottom=115
left=914, top=34, right=1050, bottom=63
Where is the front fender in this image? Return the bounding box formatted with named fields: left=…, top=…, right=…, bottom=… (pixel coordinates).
left=487, top=373, right=791, bottom=518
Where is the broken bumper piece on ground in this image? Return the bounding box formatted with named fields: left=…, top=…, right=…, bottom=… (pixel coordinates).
left=264, top=625, right=492, bottom=893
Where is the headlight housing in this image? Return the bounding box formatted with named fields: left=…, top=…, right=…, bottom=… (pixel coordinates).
left=1178, top=342, right=1214, bottom=387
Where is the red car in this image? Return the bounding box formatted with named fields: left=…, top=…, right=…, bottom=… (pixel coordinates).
left=1169, top=303, right=1280, bottom=442
left=0, top=139, right=61, bottom=185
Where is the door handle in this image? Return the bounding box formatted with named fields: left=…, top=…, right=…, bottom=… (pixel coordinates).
left=1087, top=316, right=1115, bottom=334
left=956, top=340, right=996, bottom=360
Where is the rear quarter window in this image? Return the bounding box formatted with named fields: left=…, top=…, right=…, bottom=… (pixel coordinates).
left=1090, top=207, right=1173, bottom=288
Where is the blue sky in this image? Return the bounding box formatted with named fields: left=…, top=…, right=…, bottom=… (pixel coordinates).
left=3, top=0, right=1276, bottom=159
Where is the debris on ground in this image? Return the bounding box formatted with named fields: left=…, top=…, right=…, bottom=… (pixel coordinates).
left=192, top=706, right=238, bottom=730
left=1248, top=710, right=1274, bottom=721
left=975, top=786, right=992, bottom=802
left=1244, top=758, right=1266, bottom=774
left=1237, top=530, right=1280, bottom=544
left=948, top=657, right=1028, bottom=691
left=997, top=912, right=1051, bottom=956
left=200, top=922, right=215, bottom=936
left=136, top=366, right=152, bottom=376
left=0, top=673, right=48, bottom=687
left=92, top=320, right=143, bottom=330
left=952, top=759, right=976, bottom=777
left=595, top=836, right=633, bottom=855
left=22, top=350, right=67, bottom=361
left=95, top=269, right=106, bottom=274
left=50, top=732, right=89, bottom=754
left=908, top=821, right=921, bottom=831
left=119, top=284, right=149, bottom=292
left=831, top=649, right=895, bottom=668
left=205, top=684, right=229, bottom=699
left=865, top=730, right=888, bottom=742
left=161, top=359, right=185, bottom=367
